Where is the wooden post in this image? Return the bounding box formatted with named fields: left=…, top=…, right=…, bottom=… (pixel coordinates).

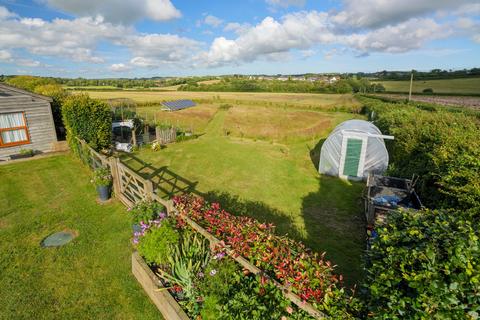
left=132, top=127, right=137, bottom=146
left=109, top=157, right=121, bottom=197
left=156, top=126, right=161, bottom=142
left=408, top=71, right=413, bottom=102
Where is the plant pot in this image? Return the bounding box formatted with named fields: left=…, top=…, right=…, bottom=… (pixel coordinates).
left=96, top=185, right=111, bottom=201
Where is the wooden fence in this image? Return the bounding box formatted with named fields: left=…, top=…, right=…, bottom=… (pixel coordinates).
left=156, top=127, right=177, bottom=144
left=77, top=138, right=324, bottom=319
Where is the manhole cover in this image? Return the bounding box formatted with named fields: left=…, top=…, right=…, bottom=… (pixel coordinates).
left=41, top=231, right=75, bottom=248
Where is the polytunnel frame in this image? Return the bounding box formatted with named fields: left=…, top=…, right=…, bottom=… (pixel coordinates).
left=319, top=120, right=394, bottom=180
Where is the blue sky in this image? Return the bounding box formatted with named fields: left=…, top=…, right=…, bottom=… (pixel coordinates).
left=0, top=0, right=479, bottom=78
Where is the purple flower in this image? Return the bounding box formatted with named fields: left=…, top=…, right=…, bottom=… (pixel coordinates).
left=159, top=212, right=166, bottom=220
left=214, top=252, right=226, bottom=260
left=197, top=272, right=204, bottom=278
left=209, top=269, right=217, bottom=276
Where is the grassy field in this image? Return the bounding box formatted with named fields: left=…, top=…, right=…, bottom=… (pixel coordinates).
left=120, top=103, right=366, bottom=286
left=88, top=90, right=361, bottom=111
left=0, top=155, right=160, bottom=319
left=138, top=103, right=218, bottom=132
left=376, top=77, right=480, bottom=94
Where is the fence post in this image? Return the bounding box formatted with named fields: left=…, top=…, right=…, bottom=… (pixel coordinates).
left=145, top=179, right=154, bottom=200
left=155, top=126, right=160, bottom=142
left=110, top=157, right=121, bottom=197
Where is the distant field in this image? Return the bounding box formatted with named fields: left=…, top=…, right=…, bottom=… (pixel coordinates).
left=376, top=77, right=480, bottom=94
left=88, top=90, right=361, bottom=112
left=224, top=106, right=355, bottom=142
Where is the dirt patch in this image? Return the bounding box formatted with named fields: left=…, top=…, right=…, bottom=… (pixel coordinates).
left=0, top=218, right=9, bottom=229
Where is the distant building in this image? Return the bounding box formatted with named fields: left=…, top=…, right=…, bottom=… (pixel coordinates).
left=0, top=83, right=57, bottom=159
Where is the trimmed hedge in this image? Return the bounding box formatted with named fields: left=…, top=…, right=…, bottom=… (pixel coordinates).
left=359, top=96, right=480, bottom=210
left=62, top=94, right=112, bottom=151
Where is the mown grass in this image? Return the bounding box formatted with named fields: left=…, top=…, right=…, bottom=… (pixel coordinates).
left=121, top=107, right=366, bottom=286
left=376, top=77, right=480, bottom=94
left=0, top=155, right=160, bottom=319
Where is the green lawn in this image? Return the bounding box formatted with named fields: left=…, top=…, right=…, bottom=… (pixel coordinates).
left=122, top=108, right=366, bottom=286
left=0, top=155, right=160, bottom=319
left=376, top=77, right=480, bottom=94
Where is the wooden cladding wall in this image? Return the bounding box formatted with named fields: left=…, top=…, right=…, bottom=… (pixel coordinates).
left=0, top=95, right=57, bottom=158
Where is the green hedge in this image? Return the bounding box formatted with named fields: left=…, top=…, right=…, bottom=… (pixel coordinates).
left=359, top=96, right=480, bottom=210
left=364, top=209, right=480, bottom=319
left=62, top=94, right=112, bottom=151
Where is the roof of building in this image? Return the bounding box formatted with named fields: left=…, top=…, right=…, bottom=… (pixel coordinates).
left=0, top=83, right=53, bottom=102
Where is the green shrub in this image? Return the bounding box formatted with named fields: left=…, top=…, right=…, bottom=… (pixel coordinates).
left=422, top=88, right=434, bottom=93
left=359, top=96, right=480, bottom=210
left=91, top=166, right=112, bottom=187
left=129, top=200, right=165, bottom=224
left=137, top=218, right=179, bottom=266
left=62, top=94, right=112, bottom=151
left=364, top=208, right=480, bottom=319
left=19, top=149, right=34, bottom=156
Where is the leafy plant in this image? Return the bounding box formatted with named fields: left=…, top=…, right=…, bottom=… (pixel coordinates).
left=364, top=208, right=480, bottom=319
left=91, top=166, right=112, bottom=187
left=19, top=149, right=34, bottom=156
left=62, top=94, right=112, bottom=151
left=136, top=218, right=179, bottom=266
left=129, top=199, right=165, bottom=225
left=173, top=195, right=359, bottom=318
left=156, top=229, right=211, bottom=315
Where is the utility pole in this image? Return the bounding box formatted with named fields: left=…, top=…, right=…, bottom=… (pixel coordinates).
left=408, top=71, right=413, bottom=102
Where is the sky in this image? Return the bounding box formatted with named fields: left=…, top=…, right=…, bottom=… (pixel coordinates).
left=0, top=0, right=479, bottom=78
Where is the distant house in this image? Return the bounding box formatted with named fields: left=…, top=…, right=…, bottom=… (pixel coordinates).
left=0, top=83, right=57, bottom=158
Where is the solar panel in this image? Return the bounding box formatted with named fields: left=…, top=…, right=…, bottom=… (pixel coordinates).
left=162, top=99, right=196, bottom=111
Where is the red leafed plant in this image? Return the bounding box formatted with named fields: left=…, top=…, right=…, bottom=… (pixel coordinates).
left=173, top=195, right=349, bottom=305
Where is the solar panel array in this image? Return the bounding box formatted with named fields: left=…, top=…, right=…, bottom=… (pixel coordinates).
left=162, top=99, right=196, bottom=111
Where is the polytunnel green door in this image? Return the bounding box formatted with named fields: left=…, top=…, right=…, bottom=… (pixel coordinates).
left=342, top=138, right=363, bottom=177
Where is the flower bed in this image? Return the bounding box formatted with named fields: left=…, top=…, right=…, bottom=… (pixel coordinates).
left=172, top=195, right=360, bottom=318
left=132, top=206, right=318, bottom=319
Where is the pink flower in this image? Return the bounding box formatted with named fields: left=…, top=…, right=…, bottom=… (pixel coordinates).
left=286, top=306, right=293, bottom=314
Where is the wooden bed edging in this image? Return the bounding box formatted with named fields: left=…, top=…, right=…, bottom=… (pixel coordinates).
left=132, top=251, right=190, bottom=320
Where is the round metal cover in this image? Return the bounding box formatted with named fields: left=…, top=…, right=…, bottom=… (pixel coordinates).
left=41, top=231, right=75, bottom=247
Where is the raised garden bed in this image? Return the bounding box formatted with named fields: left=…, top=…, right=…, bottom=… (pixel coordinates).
left=128, top=197, right=359, bottom=319
left=132, top=251, right=189, bottom=320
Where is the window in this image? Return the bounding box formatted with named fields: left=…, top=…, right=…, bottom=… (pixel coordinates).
left=0, top=112, right=30, bottom=147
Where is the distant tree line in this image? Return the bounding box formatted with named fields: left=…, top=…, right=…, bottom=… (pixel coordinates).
left=361, top=67, right=480, bottom=81
left=178, top=77, right=385, bottom=94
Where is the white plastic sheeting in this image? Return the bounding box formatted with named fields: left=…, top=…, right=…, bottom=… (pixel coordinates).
left=319, top=120, right=389, bottom=179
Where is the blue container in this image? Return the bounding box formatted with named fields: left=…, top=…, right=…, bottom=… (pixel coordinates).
left=96, top=185, right=111, bottom=201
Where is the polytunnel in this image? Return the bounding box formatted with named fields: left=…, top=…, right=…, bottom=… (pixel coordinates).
left=318, top=119, right=393, bottom=180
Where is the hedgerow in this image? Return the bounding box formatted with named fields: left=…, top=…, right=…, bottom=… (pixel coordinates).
left=364, top=209, right=480, bottom=319
left=359, top=96, right=480, bottom=210
left=62, top=94, right=112, bottom=151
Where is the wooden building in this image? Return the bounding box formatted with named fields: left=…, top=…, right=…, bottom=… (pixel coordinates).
left=0, top=83, right=57, bottom=158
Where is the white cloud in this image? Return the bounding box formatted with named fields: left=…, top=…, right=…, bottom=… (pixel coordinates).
left=44, top=0, right=181, bottom=24
left=333, top=0, right=478, bottom=29
left=0, top=49, right=12, bottom=61
left=300, top=49, right=315, bottom=58
left=122, top=34, right=201, bottom=68
left=204, top=15, right=223, bottom=28
left=342, top=18, right=449, bottom=53
left=109, top=63, right=132, bottom=72
left=265, top=0, right=305, bottom=8
left=0, top=13, right=130, bottom=63
left=0, top=6, right=16, bottom=20
left=224, top=22, right=251, bottom=35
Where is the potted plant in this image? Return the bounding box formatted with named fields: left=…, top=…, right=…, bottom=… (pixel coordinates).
left=92, top=166, right=112, bottom=201
left=128, top=200, right=166, bottom=232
